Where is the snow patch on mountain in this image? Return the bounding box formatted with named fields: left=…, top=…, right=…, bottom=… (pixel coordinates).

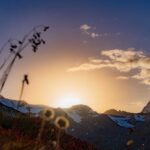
left=0, top=98, right=48, bottom=115
left=0, top=98, right=16, bottom=108
left=108, top=115, right=134, bottom=128
left=134, top=115, right=145, bottom=122
left=66, top=111, right=82, bottom=123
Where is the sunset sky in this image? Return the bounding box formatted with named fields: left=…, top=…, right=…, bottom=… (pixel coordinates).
left=1, top=0, right=150, bottom=112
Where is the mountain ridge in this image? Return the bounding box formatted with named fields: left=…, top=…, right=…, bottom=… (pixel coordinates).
left=0, top=96, right=150, bottom=149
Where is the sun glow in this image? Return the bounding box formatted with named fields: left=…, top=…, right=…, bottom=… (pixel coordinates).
left=57, top=96, right=81, bottom=108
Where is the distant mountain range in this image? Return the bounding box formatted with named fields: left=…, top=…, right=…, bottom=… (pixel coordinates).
left=0, top=96, right=150, bottom=150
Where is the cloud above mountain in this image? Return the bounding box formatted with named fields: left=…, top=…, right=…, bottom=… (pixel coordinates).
left=80, top=24, right=91, bottom=31
left=80, top=24, right=99, bottom=39
left=68, top=48, right=150, bottom=85
left=80, top=24, right=120, bottom=40
left=116, top=76, right=129, bottom=80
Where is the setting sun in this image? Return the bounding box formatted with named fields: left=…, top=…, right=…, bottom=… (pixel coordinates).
left=57, top=96, right=81, bottom=108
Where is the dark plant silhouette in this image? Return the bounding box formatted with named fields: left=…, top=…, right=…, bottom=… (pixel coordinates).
left=0, top=25, right=50, bottom=94
left=17, top=74, right=29, bottom=110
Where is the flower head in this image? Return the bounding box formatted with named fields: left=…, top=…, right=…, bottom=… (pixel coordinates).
left=42, top=108, right=55, bottom=121
left=55, top=116, right=69, bottom=129
left=126, top=140, right=134, bottom=146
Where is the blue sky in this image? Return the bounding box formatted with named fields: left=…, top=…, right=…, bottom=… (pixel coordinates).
left=0, top=1, right=149, bottom=50
left=1, top=0, right=150, bottom=51
left=1, top=0, right=150, bottom=112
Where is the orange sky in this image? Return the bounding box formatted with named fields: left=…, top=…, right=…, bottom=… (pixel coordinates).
left=2, top=46, right=149, bottom=113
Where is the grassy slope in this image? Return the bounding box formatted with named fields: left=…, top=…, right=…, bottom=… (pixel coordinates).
left=0, top=114, right=100, bottom=150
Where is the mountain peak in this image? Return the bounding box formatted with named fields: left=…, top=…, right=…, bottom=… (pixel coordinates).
left=104, top=109, right=132, bottom=116
left=70, top=104, right=93, bottom=112
left=142, top=101, right=150, bottom=113
left=104, top=109, right=118, bottom=114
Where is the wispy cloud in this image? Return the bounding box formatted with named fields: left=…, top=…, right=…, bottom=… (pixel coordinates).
left=80, top=24, right=91, bottom=31
left=80, top=24, right=99, bottom=39
left=68, top=48, right=150, bottom=85
left=91, top=33, right=99, bottom=38
left=116, top=76, right=129, bottom=80
left=80, top=24, right=120, bottom=40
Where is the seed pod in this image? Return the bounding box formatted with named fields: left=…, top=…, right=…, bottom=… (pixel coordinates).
left=42, top=108, right=55, bottom=121
left=10, top=48, right=14, bottom=52
left=36, top=32, right=41, bottom=38
left=18, top=41, right=23, bottom=45
left=32, top=45, right=37, bottom=52
left=33, top=34, right=37, bottom=39
left=24, top=75, right=29, bottom=85
left=126, top=140, right=134, bottom=146
left=41, top=39, right=46, bottom=44
left=43, top=26, right=50, bottom=32
left=11, top=45, right=17, bottom=49
left=55, top=116, right=69, bottom=129
left=16, top=53, right=23, bottom=59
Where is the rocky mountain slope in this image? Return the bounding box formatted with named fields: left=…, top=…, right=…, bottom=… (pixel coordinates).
left=142, top=101, right=150, bottom=113
left=0, top=96, right=150, bottom=150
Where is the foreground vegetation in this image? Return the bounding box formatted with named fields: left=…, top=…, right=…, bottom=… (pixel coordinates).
left=0, top=112, right=99, bottom=150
